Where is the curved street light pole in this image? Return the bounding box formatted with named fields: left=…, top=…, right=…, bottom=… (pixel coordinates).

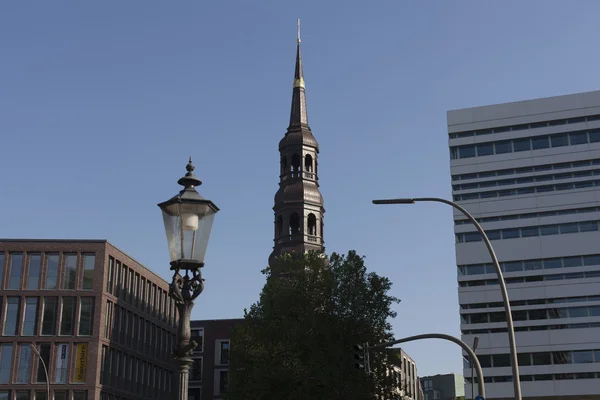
left=369, top=333, right=485, bottom=398
left=29, top=344, right=50, bottom=400
left=372, top=197, right=522, bottom=400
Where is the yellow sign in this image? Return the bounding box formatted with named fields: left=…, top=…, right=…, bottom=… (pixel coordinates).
left=73, top=343, right=88, bottom=383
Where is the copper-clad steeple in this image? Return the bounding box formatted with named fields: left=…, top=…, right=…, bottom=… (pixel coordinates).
left=289, top=19, right=308, bottom=128
left=269, top=20, right=325, bottom=266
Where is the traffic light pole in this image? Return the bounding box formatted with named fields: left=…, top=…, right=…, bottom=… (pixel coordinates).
left=368, top=333, right=486, bottom=399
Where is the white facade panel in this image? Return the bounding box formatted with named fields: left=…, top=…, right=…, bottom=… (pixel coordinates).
left=449, top=90, right=600, bottom=399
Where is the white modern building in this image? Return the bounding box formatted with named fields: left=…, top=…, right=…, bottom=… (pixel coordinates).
left=448, top=90, right=600, bottom=400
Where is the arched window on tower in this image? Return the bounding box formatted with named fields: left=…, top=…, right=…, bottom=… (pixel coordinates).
left=277, top=215, right=283, bottom=237
left=280, top=155, right=288, bottom=177
left=291, top=153, right=301, bottom=177
left=307, top=213, right=317, bottom=235
left=304, top=154, right=313, bottom=173
left=289, top=213, right=300, bottom=235
left=320, top=218, right=324, bottom=238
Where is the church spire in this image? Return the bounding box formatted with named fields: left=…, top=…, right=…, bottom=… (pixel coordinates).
left=289, top=18, right=308, bottom=128
left=269, top=20, right=325, bottom=266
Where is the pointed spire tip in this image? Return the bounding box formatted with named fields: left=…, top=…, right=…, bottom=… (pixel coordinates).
left=297, top=18, right=301, bottom=44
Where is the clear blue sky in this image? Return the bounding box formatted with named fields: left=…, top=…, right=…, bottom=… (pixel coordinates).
left=2, top=1, right=600, bottom=377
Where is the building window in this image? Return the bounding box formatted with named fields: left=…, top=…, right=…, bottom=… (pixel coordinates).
left=63, top=254, right=77, bottom=290
left=8, top=252, right=24, bottom=289
left=216, top=340, right=230, bottom=365
left=53, top=391, right=67, bottom=400
left=115, top=261, right=122, bottom=298
left=219, top=370, right=229, bottom=394
left=106, top=257, right=114, bottom=294
left=190, top=358, right=203, bottom=381
left=191, top=328, right=204, bottom=352
left=133, top=273, right=140, bottom=306
left=73, top=391, right=87, bottom=400
left=60, top=297, right=76, bottom=335
left=44, top=254, right=59, bottom=290
left=17, top=344, right=33, bottom=383
left=27, top=254, right=42, bottom=289
left=104, top=301, right=113, bottom=339
left=121, top=265, right=127, bottom=298
left=82, top=254, right=95, bottom=290
left=23, top=297, right=39, bottom=336
left=0, top=344, right=14, bottom=383
left=54, top=344, right=70, bottom=384
left=41, top=297, right=58, bottom=335
left=15, top=392, right=29, bottom=400
left=34, top=392, right=47, bottom=400
left=4, top=297, right=20, bottom=335
left=79, top=297, right=94, bottom=336
left=35, top=344, right=51, bottom=384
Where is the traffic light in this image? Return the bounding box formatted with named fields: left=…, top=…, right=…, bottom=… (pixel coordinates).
left=353, top=343, right=370, bottom=373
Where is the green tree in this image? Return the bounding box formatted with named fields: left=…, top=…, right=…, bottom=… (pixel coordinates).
left=229, top=250, right=401, bottom=400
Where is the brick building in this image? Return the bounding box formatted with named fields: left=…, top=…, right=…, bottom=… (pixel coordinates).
left=188, top=319, right=241, bottom=400
left=0, top=239, right=178, bottom=400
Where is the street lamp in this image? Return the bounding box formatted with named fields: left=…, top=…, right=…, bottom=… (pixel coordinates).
left=29, top=344, right=49, bottom=400
left=158, top=157, right=219, bottom=400
left=471, top=336, right=479, bottom=400
left=372, top=197, right=522, bottom=400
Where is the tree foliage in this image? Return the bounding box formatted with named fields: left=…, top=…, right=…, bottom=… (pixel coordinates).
left=229, top=250, right=401, bottom=400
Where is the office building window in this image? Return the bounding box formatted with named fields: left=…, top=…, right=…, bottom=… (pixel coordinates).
left=82, top=254, right=95, bottom=290
left=44, top=254, right=59, bottom=290
left=34, top=392, right=47, bottom=400
left=133, top=273, right=139, bottom=305
left=121, top=264, right=127, bottom=298
left=73, top=391, right=87, bottom=400
left=8, top=252, right=23, bottom=289
left=0, top=344, right=14, bottom=383
left=105, top=301, right=113, bottom=339
left=35, top=344, right=51, bottom=383
left=4, top=297, right=21, bottom=336
left=53, top=392, right=67, bottom=400
left=54, top=344, right=69, bottom=384
left=60, top=297, right=76, bottom=335
left=79, top=297, right=94, bottom=336
left=27, top=254, right=42, bottom=289
left=17, top=344, right=32, bottom=383
left=23, top=297, right=39, bottom=336
left=41, top=297, right=58, bottom=335
left=106, top=257, right=114, bottom=294
left=15, top=392, right=29, bottom=400
left=63, top=254, right=77, bottom=289
left=115, top=261, right=121, bottom=298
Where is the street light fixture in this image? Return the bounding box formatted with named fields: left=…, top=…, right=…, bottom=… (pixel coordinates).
left=471, top=336, right=479, bottom=400
left=29, top=344, right=49, bottom=400
left=372, top=197, right=522, bottom=400
left=158, top=157, right=219, bottom=400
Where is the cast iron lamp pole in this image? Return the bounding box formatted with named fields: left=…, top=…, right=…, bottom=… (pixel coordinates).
left=158, top=158, right=219, bottom=400
left=372, top=197, right=522, bottom=400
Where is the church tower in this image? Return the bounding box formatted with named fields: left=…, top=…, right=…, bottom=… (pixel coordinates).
left=268, top=21, right=325, bottom=266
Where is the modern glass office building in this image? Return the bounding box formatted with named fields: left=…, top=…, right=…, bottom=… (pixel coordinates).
left=0, top=239, right=178, bottom=400
left=449, top=91, right=600, bottom=399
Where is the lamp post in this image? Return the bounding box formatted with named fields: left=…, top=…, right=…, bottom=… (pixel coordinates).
left=471, top=336, right=479, bottom=400
left=158, top=157, right=219, bottom=400
left=29, top=344, right=50, bottom=400
left=372, top=197, right=522, bottom=400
